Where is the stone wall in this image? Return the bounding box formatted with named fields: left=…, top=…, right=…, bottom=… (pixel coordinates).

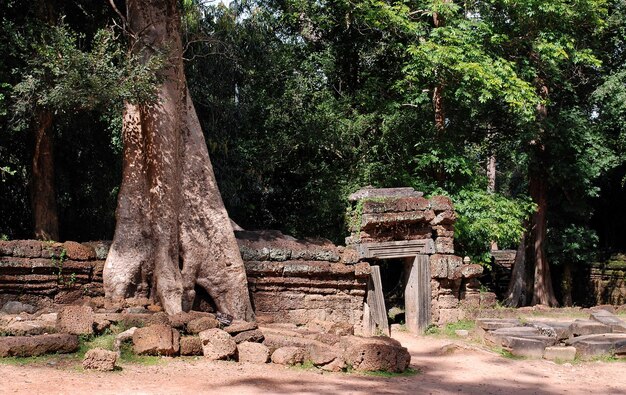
left=587, top=254, right=626, bottom=305
left=0, top=240, right=108, bottom=307
left=0, top=235, right=370, bottom=328
left=237, top=230, right=370, bottom=326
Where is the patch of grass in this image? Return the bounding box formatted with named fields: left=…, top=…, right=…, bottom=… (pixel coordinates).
left=290, top=359, right=316, bottom=371
left=424, top=324, right=440, bottom=335
left=360, top=367, right=420, bottom=378
left=492, top=346, right=525, bottom=360
left=119, top=343, right=163, bottom=365
left=443, top=320, right=475, bottom=337
left=0, top=354, right=57, bottom=366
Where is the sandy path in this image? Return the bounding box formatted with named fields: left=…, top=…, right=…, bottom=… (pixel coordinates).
left=1, top=330, right=625, bottom=395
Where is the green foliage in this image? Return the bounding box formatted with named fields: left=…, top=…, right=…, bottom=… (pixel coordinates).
left=10, top=23, right=162, bottom=130
left=454, top=189, right=535, bottom=265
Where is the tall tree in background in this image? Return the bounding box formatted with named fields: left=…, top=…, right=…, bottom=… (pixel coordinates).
left=103, top=0, right=254, bottom=319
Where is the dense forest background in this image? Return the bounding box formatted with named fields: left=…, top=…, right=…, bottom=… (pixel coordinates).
left=1, top=0, right=625, bottom=305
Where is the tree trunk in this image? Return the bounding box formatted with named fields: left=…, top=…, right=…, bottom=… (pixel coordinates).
left=503, top=234, right=531, bottom=307
left=432, top=4, right=448, bottom=134
left=561, top=261, right=573, bottom=307
left=529, top=173, right=557, bottom=306
left=103, top=0, right=254, bottom=320
left=31, top=110, right=59, bottom=241
left=529, top=85, right=558, bottom=307
left=487, top=152, right=498, bottom=250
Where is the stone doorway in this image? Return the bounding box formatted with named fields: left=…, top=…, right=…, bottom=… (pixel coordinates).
left=363, top=252, right=431, bottom=335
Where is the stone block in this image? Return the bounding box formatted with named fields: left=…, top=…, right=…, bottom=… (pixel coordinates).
left=475, top=318, right=521, bottom=331
left=237, top=341, right=270, bottom=363
left=1, top=301, right=36, bottom=314
left=132, top=324, right=180, bottom=356
left=435, top=237, right=454, bottom=254
left=62, top=241, right=96, bottom=261
left=199, top=328, right=237, bottom=360
left=223, top=320, right=258, bottom=335
left=57, top=305, right=94, bottom=335
left=341, top=336, right=410, bottom=373
left=479, top=292, right=497, bottom=308
left=180, top=336, right=203, bottom=356
left=430, top=210, right=457, bottom=226
left=437, top=309, right=461, bottom=325
left=438, top=295, right=459, bottom=309
left=11, top=240, right=43, bottom=258
left=543, top=346, right=576, bottom=361
left=566, top=333, right=626, bottom=359
left=429, top=196, right=453, bottom=212
left=0, top=334, right=79, bottom=357
left=506, top=337, right=547, bottom=358
left=570, top=320, right=611, bottom=336
left=271, top=346, right=306, bottom=365
left=432, top=225, right=454, bottom=238
left=187, top=316, right=219, bottom=334
left=82, top=348, right=118, bottom=371
left=114, top=327, right=137, bottom=353
left=233, top=329, right=264, bottom=344
left=309, top=343, right=339, bottom=365
left=529, top=321, right=572, bottom=340
left=5, top=320, right=54, bottom=336
left=589, top=310, right=626, bottom=333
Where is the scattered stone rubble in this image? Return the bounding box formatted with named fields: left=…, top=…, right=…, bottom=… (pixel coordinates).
left=0, top=300, right=411, bottom=373
left=478, top=307, right=626, bottom=360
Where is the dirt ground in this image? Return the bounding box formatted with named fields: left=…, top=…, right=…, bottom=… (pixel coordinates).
left=1, top=329, right=625, bottom=395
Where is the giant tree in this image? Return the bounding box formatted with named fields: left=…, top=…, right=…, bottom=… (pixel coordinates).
left=103, top=0, right=254, bottom=319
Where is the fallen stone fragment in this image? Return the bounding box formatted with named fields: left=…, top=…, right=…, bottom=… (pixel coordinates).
left=223, top=320, right=258, bottom=335
left=233, top=329, right=264, bottom=344
left=57, top=305, right=94, bottom=335
left=199, top=328, right=237, bottom=360
left=187, top=316, right=219, bottom=334
left=309, top=343, right=338, bottom=366
left=0, top=334, right=79, bottom=357
left=504, top=337, right=547, bottom=358
left=566, top=333, right=626, bottom=359
left=132, top=324, right=180, bottom=356
left=528, top=321, right=572, bottom=341
left=475, top=318, right=520, bottom=331
left=4, top=320, right=54, bottom=336
left=82, top=348, right=118, bottom=371
left=543, top=346, right=576, bottom=362
left=237, top=341, right=270, bottom=363
left=114, top=327, right=137, bottom=354
left=180, top=336, right=203, bottom=356
left=589, top=310, right=626, bottom=333
left=1, top=301, right=36, bottom=315
left=271, top=346, right=305, bottom=365
left=341, top=336, right=411, bottom=373
left=569, top=320, right=611, bottom=337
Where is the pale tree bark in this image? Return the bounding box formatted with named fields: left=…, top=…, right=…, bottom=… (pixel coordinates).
left=103, top=0, right=254, bottom=320
left=31, top=110, right=59, bottom=241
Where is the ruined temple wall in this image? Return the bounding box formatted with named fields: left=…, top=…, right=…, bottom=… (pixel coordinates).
left=0, top=235, right=370, bottom=327
left=237, top=230, right=370, bottom=326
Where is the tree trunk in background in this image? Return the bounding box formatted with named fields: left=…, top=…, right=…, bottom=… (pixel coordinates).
left=504, top=234, right=532, bottom=307
left=561, top=261, right=573, bottom=306
left=103, top=0, right=254, bottom=320
left=529, top=171, right=558, bottom=306
left=528, top=84, right=558, bottom=307
left=31, top=110, right=59, bottom=241
left=432, top=3, right=448, bottom=134
left=487, top=152, right=498, bottom=250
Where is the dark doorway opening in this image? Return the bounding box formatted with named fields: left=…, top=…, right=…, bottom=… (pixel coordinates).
left=378, top=258, right=406, bottom=325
